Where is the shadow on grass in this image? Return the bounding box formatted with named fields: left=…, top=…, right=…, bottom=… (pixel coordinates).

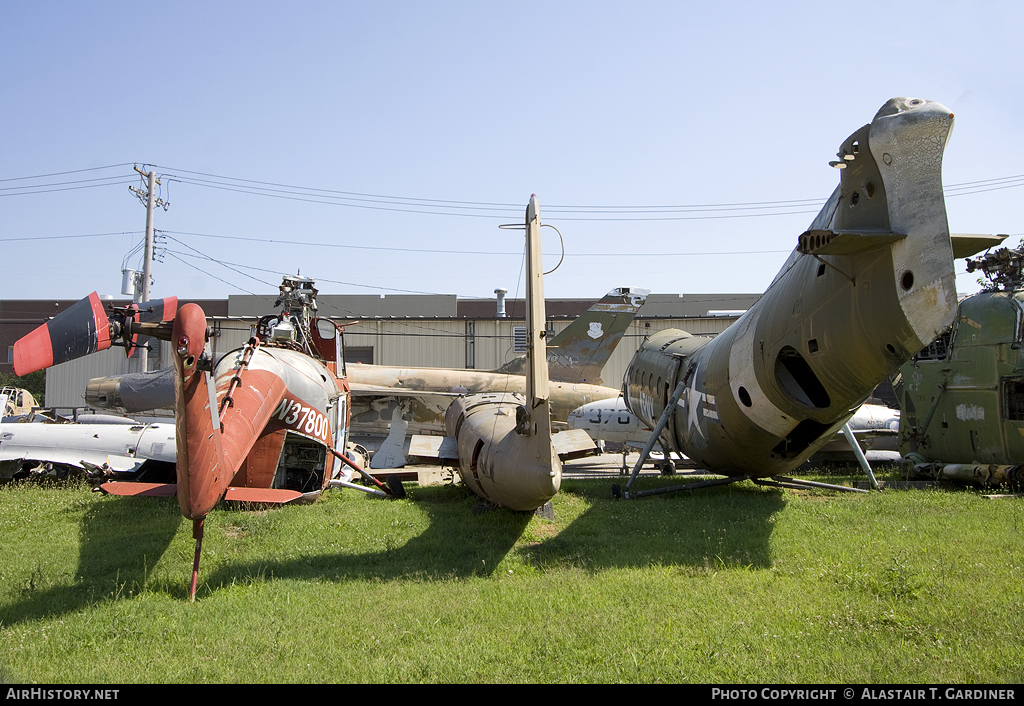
left=530, top=478, right=788, bottom=571
left=199, top=478, right=789, bottom=594
left=0, top=494, right=182, bottom=627
left=1, top=477, right=790, bottom=613
left=200, top=484, right=535, bottom=594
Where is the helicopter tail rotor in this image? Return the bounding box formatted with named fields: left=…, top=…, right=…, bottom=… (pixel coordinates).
left=13, top=293, right=179, bottom=375
left=14, top=293, right=112, bottom=375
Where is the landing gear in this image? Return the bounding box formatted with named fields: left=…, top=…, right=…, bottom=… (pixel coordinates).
left=613, top=378, right=688, bottom=499
left=328, top=447, right=407, bottom=499
left=752, top=476, right=868, bottom=494
left=386, top=474, right=406, bottom=499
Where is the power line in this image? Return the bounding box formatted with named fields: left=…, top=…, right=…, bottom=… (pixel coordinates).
left=162, top=229, right=790, bottom=257
left=0, top=231, right=141, bottom=243
left=149, top=163, right=1024, bottom=219
left=0, top=163, right=135, bottom=183
left=160, top=169, right=829, bottom=215
left=3, top=161, right=1021, bottom=220
left=164, top=252, right=266, bottom=297
left=161, top=173, right=828, bottom=220
left=164, top=244, right=469, bottom=298
left=0, top=178, right=137, bottom=197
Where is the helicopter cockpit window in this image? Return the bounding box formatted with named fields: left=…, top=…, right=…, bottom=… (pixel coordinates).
left=1003, top=379, right=1024, bottom=421
left=913, top=330, right=951, bottom=362
left=1013, top=299, right=1024, bottom=347
left=315, top=318, right=337, bottom=340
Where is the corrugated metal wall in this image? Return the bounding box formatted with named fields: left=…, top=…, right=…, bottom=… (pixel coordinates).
left=43, top=315, right=738, bottom=408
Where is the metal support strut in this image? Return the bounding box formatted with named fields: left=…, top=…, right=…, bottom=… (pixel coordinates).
left=190, top=518, right=204, bottom=602
left=327, top=447, right=406, bottom=499
left=622, top=379, right=688, bottom=494
left=841, top=421, right=879, bottom=490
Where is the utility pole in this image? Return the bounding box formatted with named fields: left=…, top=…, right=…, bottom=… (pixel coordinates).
left=128, top=165, right=168, bottom=372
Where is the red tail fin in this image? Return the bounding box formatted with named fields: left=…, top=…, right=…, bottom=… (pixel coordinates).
left=171, top=304, right=288, bottom=520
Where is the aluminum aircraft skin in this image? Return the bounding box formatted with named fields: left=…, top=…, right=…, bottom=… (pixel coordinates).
left=567, top=397, right=652, bottom=451
left=568, top=397, right=900, bottom=465
left=431, top=196, right=596, bottom=511
left=896, top=243, right=1024, bottom=488
left=0, top=419, right=176, bottom=482
left=346, top=286, right=645, bottom=467
left=12, top=275, right=396, bottom=599
left=486, top=286, right=649, bottom=386
left=619, top=98, right=960, bottom=490
left=80, top=286, right=646, bottom=469
left=808, top=401, right=900, bottom=460
left=346, top=286, right=646, bottom=426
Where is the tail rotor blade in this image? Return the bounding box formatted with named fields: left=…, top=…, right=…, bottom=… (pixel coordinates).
left=13, top=292, right=112, bottom=375
left=137, top=296, right=178, bottom=323
left=125, top=296, right=179, bottom=358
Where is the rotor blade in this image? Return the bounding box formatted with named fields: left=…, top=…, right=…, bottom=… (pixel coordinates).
left=13, top=292, right=112, bottom=375
left=124, top=296, right=179, bottom=357
left=136, top=296, right=178, bottom=323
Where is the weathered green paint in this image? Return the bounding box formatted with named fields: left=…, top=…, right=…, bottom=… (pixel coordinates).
left=899, top=290, right=1024, bottom=466
left=623, top=98, right=959, bottom=478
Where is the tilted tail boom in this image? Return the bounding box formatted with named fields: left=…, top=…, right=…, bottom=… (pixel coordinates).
left=624, top=98, right=958, bottom=477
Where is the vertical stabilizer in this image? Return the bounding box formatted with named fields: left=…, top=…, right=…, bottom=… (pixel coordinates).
left=525, top=195, right=550, bottom=427
left=441, top=196, right=563, bottom=510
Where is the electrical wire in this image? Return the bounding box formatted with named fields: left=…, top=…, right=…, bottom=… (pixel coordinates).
left=0, top=231, right=141, bottom=243
left=0, top=163, right=136, bottom=183
left=161, top=229, right=790, bottom=258
left=146, top=163, right=1024, bottom=221
left=3, top=160, right=1021, bottom=221
left=0, top=177, right=137, bottom=197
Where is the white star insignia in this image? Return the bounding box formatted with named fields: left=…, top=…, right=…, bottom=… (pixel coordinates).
left=679, top=365, right=718, bottom=440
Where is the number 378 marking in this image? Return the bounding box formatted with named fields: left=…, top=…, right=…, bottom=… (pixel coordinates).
left=273, top=397, right=331, bottom=443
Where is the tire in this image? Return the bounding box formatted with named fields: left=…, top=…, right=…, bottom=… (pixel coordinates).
left=386, top=474, right=406, bottom=499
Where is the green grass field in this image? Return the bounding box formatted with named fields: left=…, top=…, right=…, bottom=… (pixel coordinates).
left=1, top=472, right=1022, bottom=684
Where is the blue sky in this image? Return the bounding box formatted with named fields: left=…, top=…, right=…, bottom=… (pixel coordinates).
left=2, top=1, right=1021, bottom=305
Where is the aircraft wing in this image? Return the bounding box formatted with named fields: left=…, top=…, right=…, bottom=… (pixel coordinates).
left=348, top=383, right=461, bottom=439
left=349, top=382, right=461, bottom=399
left=407, top=428, right=598, bottom=464
left=408, top=434, right=460, bottom=463
left=551, top=428, right=600, bottom=461
left=0, top=422, right=176, bottom=480
left=950, top=233, right=1009, bottom=259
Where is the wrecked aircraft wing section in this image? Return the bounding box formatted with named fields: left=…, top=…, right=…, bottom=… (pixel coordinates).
left=0, top=421, right=176, bottom=481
